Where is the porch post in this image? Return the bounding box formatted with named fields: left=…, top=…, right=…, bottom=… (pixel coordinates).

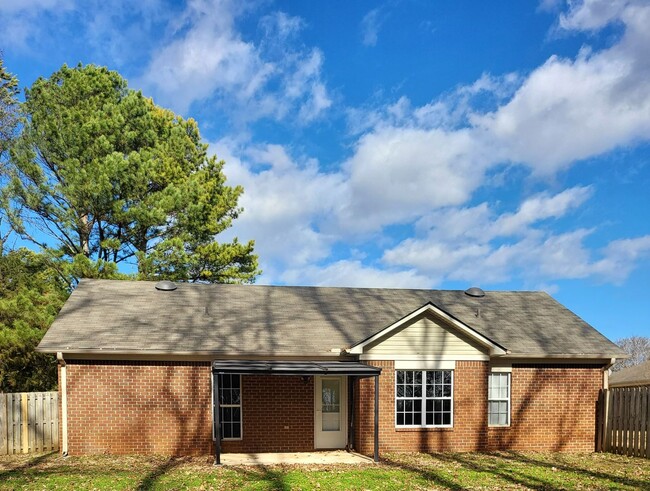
left=374, top=374, right=379, bottom=462
left=349, top=376, right=355, bottom=451
left=213, top=372, right=221, bottom=466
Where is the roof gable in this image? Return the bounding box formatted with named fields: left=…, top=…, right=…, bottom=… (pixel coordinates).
left=348, top=303, right=506, bottom=356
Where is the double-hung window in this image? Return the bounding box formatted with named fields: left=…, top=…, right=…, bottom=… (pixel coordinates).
left=488, top=372, right=510, bottom=426
left=395, top=370, right=453, bottom=427
left=219, top=374, right=242, bottom=439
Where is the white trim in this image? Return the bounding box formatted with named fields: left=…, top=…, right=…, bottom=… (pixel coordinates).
left=394, top=368, right=454, bottom=429
left=487, top=372, right=511, bottom=427
left=349, top=303, right=506, bottom=356
left=360, top=354, right=489, bottom=361
left=395, top=360, right=456, bottom=370
left=490, top=366, right=512, bottom=373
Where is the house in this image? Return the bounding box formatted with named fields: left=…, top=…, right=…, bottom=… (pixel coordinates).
left=37, top=279, right=626, bottom=462
left=609, top=360, right=650, bottom=388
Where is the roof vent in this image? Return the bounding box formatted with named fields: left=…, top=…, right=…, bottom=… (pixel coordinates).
left=155, top=280, right=177, bottom=291
left=464, top=286, right=485, bottom=298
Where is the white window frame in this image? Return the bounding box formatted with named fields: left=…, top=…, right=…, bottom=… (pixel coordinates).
left=395, top=369, right=454, bottom=428
left=219, top=374, right=243, bottom=441
left=487, top=372, right=510, bottom=427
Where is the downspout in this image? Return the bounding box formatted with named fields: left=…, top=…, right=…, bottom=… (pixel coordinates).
left=57, top=352, right=69, bottom=457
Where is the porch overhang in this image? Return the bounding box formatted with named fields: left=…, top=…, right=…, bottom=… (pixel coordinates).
left=211, top=360, right=381, bottom=465
left=211, top=360, right=381, bottom=378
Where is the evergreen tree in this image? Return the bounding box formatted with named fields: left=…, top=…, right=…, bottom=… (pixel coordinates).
left=0, top=249, right=68, bottom=391
left=0, top=55, right=19, bottom=158
left=1, top=64, right=259, bottom=283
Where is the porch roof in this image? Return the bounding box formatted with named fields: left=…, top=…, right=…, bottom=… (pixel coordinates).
left=211, top=360, right=380, bottom=377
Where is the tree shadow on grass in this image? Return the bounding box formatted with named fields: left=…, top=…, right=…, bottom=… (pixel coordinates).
left=384, top=452, right=650, bottom=491
left=0, top=451, right=57, bottom=479
left=380, top=455, right=470, bottom=490
left=136, top=456, right=184, bottom=491
left=229, top=464, right=292, bottom=491
left=496, top=451, right=650, bottom=490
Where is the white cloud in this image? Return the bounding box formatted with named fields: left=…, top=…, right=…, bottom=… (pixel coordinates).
left=0, top=0, right=75, bottom=49
left=135, top=0, right=331, bottom=121
left=188, top=1, right=650, bottom=289
left=215, top=139, right=347, bottom=281
left=361, top=8, right=383, bottom=47
left=281, top=260, right=432, bottom=289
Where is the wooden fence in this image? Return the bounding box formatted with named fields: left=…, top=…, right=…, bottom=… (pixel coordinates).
left=597, top=386, right=649, bottom=458
left=0, top=392, right=59, bottom=455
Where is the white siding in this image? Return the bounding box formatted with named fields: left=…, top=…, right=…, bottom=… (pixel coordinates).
left=364, top=313, right=488, bottom=356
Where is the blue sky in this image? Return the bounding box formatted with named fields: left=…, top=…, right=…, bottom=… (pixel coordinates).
left=2, top=0, right=650, bottom=342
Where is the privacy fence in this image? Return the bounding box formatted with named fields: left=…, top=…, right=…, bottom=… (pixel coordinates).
left=0, top=392, right=59, bottom=455
left=597, top=386, right=650, bottom=458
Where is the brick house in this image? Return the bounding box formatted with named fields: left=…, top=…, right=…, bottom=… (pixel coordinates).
left=37, top=279, right=626, bottom=462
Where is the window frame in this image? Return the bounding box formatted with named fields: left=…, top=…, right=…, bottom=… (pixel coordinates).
left=487, top=371, right=511, bottom=427
left=218, top=374, right=243, bottom=441
left=394, top=369, right=454, bottom=429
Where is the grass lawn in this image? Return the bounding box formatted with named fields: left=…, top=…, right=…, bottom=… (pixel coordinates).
left=0, top=452, right=648, bottom=490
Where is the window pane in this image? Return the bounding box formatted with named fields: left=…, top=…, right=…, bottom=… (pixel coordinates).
left=232, top=423, right=241, bottom=438
left=414, top=371, right=422, bottom=384
left=397, top=400, right=404, bottom=411
left=406, top=371, right=413, bottom=384
left=443, top=385, right=451, bottom=398
left=413, top=384, right=422, bottom=397
left=397, top=385, right=404, bottom=397
left=397, top=413, right=404, bottom=425
left=397, top=371, right=404, bottom=384
left=405, top=413, right=413, bottom=425
left=413, top=412, right=422, bottom=425
left=443, top=371, right=452, bottom=384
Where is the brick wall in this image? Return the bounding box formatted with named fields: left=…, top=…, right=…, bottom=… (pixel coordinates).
left=62, top=359, right=603, bottom=456
left=62, top=361, right=314, bottom=455
left=487, top=364, right=603, bottom=452
left=354, top=361, right=603, bottom=455
left=64, top=361, right=213, bottom=455
left=355, top=361, right=489, bottom=454
left=221, top=375, right=314, bottom=453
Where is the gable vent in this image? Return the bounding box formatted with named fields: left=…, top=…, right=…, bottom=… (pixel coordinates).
left=464, top=286, right=485, bottom=298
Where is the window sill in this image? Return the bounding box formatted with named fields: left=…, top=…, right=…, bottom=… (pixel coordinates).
left=488, top=425, right=511, bottom=429
left=222, top=438, right=243, bottom=441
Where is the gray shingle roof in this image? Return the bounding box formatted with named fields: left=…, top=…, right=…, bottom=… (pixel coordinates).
left=609, top=360, right=650, bottom=387
left=37, top=279, right=625, bottom=358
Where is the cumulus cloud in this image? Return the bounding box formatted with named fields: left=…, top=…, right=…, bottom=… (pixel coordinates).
left=214, top=139, right=346, bottom=281
left=281, top=260, right=432, bottom=289
left=136, top=0, right=332, bottom=120
left=338, top=0, right=650, bottom=230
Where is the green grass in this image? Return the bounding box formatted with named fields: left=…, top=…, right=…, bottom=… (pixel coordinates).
left=0, top=452, right=648, bottom=490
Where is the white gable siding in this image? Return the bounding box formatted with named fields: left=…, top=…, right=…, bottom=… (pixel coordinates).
left=364, top=313, right=488, bottom=356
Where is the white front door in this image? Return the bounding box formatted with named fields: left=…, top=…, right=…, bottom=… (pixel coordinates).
left=314, top=376, right=347, bottom=449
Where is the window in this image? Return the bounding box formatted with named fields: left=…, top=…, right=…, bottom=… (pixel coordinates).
left=219, top=374, right=242, bottom=439
left=488, top=372, right=510, bottom=426
left=395, top=370, right=453, bottom=427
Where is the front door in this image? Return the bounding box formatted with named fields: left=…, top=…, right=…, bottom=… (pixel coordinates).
left=314, top=376, right=347, bottom=449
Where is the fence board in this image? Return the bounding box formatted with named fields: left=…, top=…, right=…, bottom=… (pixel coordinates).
left=0, top=392, right=59, bottom=455
left=600, top=386, right=650, bottom=459
left=52, top=392, right=59, bottom=450
left=0, top=394, right=6, bottom=455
